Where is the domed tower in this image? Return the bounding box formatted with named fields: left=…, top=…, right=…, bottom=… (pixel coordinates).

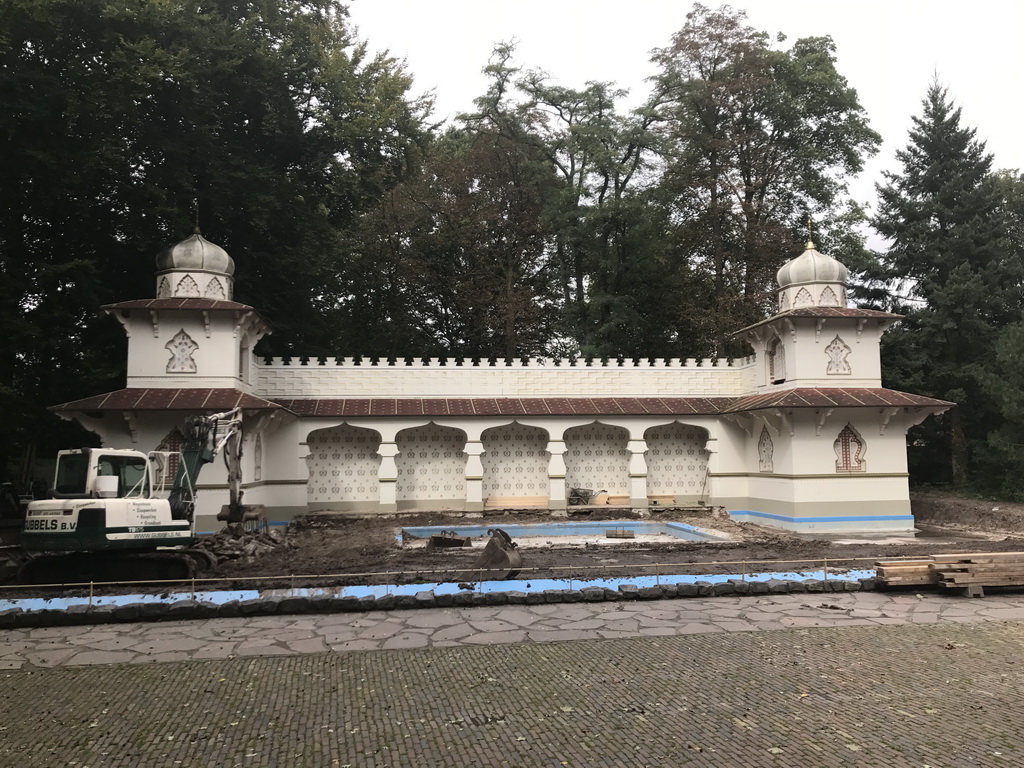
left=775, top=239, right=848, bottom=311
left=735, top=239, right=901, bottom=391
left=155, top=229, right=235, bottom=301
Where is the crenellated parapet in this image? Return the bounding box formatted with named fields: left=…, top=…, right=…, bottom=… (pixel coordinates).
left=260, top=356, right=756, bottom=368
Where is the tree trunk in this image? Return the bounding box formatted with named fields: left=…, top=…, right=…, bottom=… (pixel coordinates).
left=949, top=408, right=969, bottom=487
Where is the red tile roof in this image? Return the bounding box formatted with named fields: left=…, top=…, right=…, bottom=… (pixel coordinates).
left=734, top=307, right=902, bottom=335
left=52, top=389, right=953, bottom=416
left=52, top=388, right=282, bottom=412
left=102, top=298, right=255, bottom=311
left=721, top=388, right=953, bottom=413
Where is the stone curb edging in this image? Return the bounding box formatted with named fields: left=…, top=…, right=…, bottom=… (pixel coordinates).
left=0, top=577, right=877, bottom=629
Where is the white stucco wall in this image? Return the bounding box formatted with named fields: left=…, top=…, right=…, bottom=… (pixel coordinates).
left=255, top=357, right=757, bottom=398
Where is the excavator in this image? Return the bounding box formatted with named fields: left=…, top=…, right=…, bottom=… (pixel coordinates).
left=18, top=408, right=263, bottom=584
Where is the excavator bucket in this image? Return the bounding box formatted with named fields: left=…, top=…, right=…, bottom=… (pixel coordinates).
left=459, top=527, right=523, bottom=582
left=217, top=503, right=268, bottom=535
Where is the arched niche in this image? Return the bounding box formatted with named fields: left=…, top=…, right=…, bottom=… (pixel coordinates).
left=481, top=423, right=549, bottom=503
left=395, top=423, right=466, bottom=508
left=563, top=422, right=630, bottom=499
left=306, top=424, right=381, bottom=506
left=834, top=423, right=866, bottom=473
left=644, top=422, right=711, bottom=503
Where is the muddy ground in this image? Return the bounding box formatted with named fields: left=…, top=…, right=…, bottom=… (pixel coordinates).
left=207, top=492, right=1024, bottom=588
left=5, top=492, right=1024, bottom=597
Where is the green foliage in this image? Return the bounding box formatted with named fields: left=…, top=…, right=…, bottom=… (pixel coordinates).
left=344, top=126, right=561, bottom=358
left=873, top=81, right=1023, bottom=487
left=647, top=4, right=881, bottom=354
left=0, top=0, right=429, bottom=478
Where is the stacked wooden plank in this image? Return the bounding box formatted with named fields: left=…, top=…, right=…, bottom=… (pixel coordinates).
left=874, top=558, right=938, bottom=586
left=932, top=552, right=1024, bottom=589
left=874, top=552, right=1024, bottom=595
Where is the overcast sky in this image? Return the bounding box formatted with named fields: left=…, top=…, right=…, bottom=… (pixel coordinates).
left=347, top=0, right=1024, bottom=215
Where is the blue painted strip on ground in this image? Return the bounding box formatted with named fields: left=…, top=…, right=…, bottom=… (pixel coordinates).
left=727, top=510, right=915, bottom=523
left=0, top=569, right=875, bottom=613
left=400, top=520, right=724, bottom=543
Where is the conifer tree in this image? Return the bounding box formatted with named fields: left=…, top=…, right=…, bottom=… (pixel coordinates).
left=873, top=82, right=1022, bottom=486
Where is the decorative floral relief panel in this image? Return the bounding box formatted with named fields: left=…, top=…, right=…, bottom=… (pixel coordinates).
left=165, top=329, right=199, bottom=374
left=176, top=275, right=200, bottom=297
left=564, top=424, right=630, bottom=496
left=306, top=425, right=380, bottom=503
left=825, top=335, right=852, bottom=375
left=794, top=287, right=814, bottom=307
left=644, top=424, right=710, bottom=494
left=157, top=277, right=171, bottom=298
left=819, top=286, right=840, bottom=306
left=396, top=424, right=466, bottom=501
left=204, top=276, right=226, bottom=300
left=481, top=424, right=548, bottom=498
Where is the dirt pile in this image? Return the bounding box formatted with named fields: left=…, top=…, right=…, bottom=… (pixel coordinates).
left=912, top=493, right=1024, bottom=537
left=194, top=527, right=291, bottom=565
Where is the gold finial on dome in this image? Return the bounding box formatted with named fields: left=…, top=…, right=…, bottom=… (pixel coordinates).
left=805, top=217, right=815, bottom=250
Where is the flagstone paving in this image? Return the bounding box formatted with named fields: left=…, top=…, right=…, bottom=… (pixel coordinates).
left=3, top=590, right=1024, bottom=668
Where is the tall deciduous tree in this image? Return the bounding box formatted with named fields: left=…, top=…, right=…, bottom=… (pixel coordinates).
left=873, top=82, right=1023, bottom=486
left=0, top=0, right=429, bottom=478
left=344, top=127, right=561, bottom=359
left=648, top=4, right=880, bottom=354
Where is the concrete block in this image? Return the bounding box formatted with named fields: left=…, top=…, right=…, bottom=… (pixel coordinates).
left=0, top=608, right=24, bottom=628
left=729, top=580, right=750, bottom=595
left=804, top=579, right=825, bottom=593
left=696, top=581, right=715, bottom=597
left=766, top=579, right=790, bottom=595
left=677, top=582, right=699, bottom=597
left=712, top=582, right=736, bottom=596
left=357, top=595, right=377, bottom=610
left=505, top=591, right=528, bottom=604
left=238, top=598, right=265, bottom=615
left=619, top=584, right=640, bottom=600
left=112, top=604, right=142, bottom=622
left=372, top=595, right=396, bottom=611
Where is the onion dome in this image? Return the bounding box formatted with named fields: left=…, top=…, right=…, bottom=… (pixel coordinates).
left=156, top=229, right=235, bottom=276
left=775, top=240, right=848, bottom=311
left=776, top=240, right=848, bottom=288
left=154, top=228, right=235, bottom=300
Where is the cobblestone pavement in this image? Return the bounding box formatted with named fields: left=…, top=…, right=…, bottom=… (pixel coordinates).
left=4, top=592, right=1024, bottom=766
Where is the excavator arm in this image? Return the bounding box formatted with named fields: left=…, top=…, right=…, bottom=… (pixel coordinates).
left=167, top=408, right=261, bottom=530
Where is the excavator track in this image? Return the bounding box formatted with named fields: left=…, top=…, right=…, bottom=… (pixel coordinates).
left=17, top=550, right=209, bottom=586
